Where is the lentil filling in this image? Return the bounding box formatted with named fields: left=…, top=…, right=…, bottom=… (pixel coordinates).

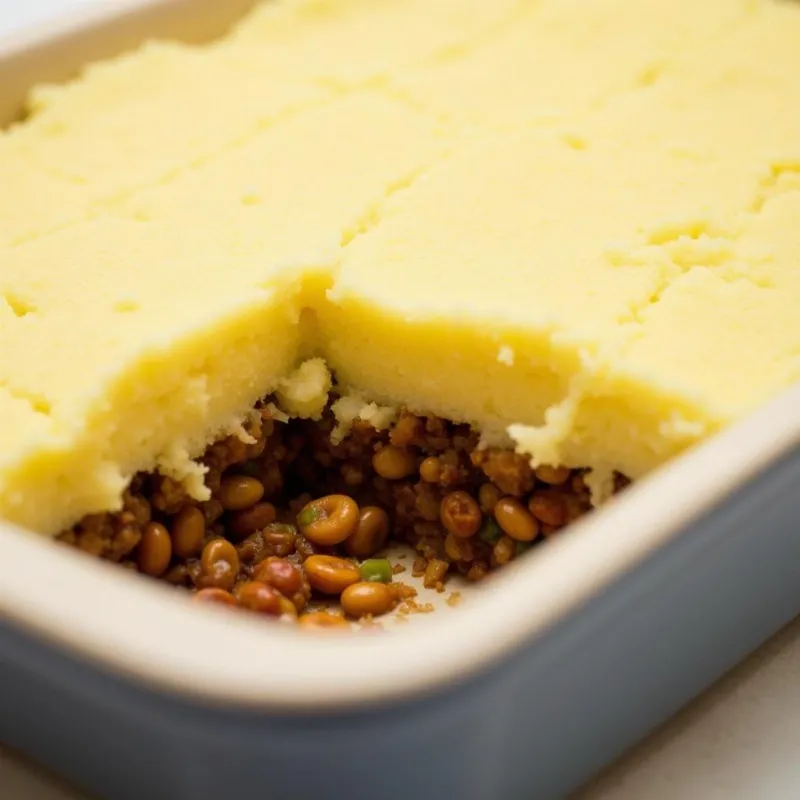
left=58, top=391, right=629, bottom=628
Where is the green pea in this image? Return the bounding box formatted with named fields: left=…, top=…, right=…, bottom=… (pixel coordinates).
left=478, top=518, right=502, bottom=544
left=297, top=506, right=323, bottom=527
left=359, top=558, right=393, bottom=583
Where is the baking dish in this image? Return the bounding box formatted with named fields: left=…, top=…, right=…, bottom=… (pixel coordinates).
left=2, top=3, right=800, bottom=798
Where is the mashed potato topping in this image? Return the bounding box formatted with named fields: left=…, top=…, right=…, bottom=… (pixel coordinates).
left=0, top=0, right=798, bottom=534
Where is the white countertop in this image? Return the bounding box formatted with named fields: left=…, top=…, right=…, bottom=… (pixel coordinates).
left=3, top=2, right=800, bottom=797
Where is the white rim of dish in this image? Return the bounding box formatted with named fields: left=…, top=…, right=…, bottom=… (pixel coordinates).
left=0, top=0, right=166, bottom=53
left=2, top=381, right=799, bottom=711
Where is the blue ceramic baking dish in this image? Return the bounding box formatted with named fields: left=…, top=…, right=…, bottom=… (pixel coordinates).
left=1, top=3, right=800, bottom=798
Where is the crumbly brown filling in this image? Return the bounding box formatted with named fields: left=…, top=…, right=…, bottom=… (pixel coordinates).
left=58, top=394, right=628, bottom=628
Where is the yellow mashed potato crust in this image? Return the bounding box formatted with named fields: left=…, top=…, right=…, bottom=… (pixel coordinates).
left=0, top=0, right=798, bottom=533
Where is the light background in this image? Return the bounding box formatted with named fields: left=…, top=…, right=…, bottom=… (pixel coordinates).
left=2, top=2, right=800, bottom=797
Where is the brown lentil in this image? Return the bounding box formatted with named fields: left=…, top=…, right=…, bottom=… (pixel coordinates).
left=389, top=412, right=420, bottom=447
left=419, top=456, right=442, bottom=483
left=304, top=555, right=361, bottom=595
left=278, top=595, right=299, bottom=619
left=440, top=491, right=482, bottom=538
left=478, top=482, right=502, bottom=514
left=193, top=587, right=236, bottom=606
left=198, top=538, right=239, bottom=590
left=262, top=524, right=298, bottom=557
left=137, top=522, right=172, bottom=577
left=341, top=581, right=395, bottom=618
left=297, top=494, right=359, bottom=546
left=534, top=465, right=572, bottom=486
left=345, top=506, right=390, bottom=558
left=234, top=581, right=282, bottom=615
left=299, top=611, right=349, bottom=629
left=218, top=475, right=265, bottom=511
left=228, top=501, right=277, bottom=538
left=494, top=497, right=539, bottom=542
left=372, top=444, right=416, bottom=480
left=171, top=506, right=205, bottom=559
left=528, top=490, right=569, bottom=527
left=253, top=557, right=304, bottom=596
